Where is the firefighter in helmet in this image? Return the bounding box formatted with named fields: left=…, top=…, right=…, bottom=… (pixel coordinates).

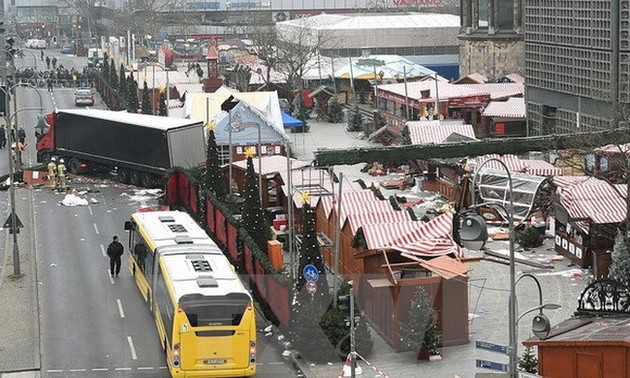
left=47, top=157, right=57, bottom=189
left=57, top=159, right=67, bottom=191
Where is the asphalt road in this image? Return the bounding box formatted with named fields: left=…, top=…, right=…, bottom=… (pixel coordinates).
left=7, top=48, right=298, bottom=377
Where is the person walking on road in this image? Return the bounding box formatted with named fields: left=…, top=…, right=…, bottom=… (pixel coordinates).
left=45, top=56, right=50, bottom=70
left=47, top=157, right=57, bottom=189
left=52, top=57, right=57, bottom=69
left=57, top=159, right=67, bottom=191
left=17, top=127, right=26, bottom=145
left=107, top=236, right=124, bottom=277
left=0, top=126, right=6, bottom=149
left=40, top=50, right=44, bottom=61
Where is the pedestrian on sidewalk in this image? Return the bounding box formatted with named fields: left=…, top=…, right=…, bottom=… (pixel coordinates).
left=17, top=127, right=26, bottom=145
left=40, top=50, right=44, bottom=61
left=107, top=236, right=124, bottom=277
left=0, top=126, right=6, bottom=149
left=45, top=56, right=50, bottom=70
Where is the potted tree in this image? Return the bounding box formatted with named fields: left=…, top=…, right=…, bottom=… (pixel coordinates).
left=399, top=286, right=442, bottom=360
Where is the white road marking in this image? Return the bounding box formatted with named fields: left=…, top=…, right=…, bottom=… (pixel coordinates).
left=159, top=366, right=168, bottom=369
left=127, top=336, right=138, bottom=360
left=268, top=362, right=284, bottom=365
left=100, top=244, right=106, bottom=257
left=117, top=299, right=125, bottom=318
left=115, top=367, right=132, bottom=371
left=137, top=367, right=154, bottom=370
left=46, top=370, right=63, bottom=373
left=107, top=269, right=114, bottom=284
left=92, top=368, right=108, bottom=371
left=69, top=369, right=86, bottom=372
left=93, top=223, right=99, bottom=234
left=88, top=206, right=93, bottom=215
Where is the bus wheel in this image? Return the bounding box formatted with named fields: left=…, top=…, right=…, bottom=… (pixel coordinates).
left=129, top=171, right=141, bottom=187
left=41, top=152, right=51, bottom=165
left=141, top=173, right=154, bottom=188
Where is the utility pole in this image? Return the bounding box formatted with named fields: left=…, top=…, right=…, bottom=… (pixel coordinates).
left=349, top=285, right=356, bottom=378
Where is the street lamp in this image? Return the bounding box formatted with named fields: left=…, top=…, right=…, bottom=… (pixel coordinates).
left=1, top=83, right=44, bottom=277
left=461, top=160, right=562, bottom=377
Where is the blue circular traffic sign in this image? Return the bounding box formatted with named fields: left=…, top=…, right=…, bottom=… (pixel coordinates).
left=303, top=264, right=319, bottom=282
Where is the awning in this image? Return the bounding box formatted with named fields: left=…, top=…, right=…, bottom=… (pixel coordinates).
left=282, top=112, right=304, bottom=129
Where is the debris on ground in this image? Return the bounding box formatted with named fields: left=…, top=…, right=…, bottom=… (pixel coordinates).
left=120, top=189, right=164, bottom=203
left=60, top=194, right=89, bottom=206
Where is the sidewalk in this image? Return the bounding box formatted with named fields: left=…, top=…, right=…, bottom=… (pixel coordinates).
left=0, top=186, right=41, bottom=378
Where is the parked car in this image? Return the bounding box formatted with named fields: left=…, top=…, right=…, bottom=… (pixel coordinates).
left=35, top=39, right=46, bottom=49
left=74, top=88, right=94, bottom=106
left=60, top=45, right=74, bottom=54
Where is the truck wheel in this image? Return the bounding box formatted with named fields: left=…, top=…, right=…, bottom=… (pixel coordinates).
left=69, top=159, right=82, bottom=175
left=118, top=169, right=130, bottom=184
left=129, top=171, right=141, bottom=187
left=141, top=173, right=154, bottom=188
left=41, top=153, right=51, bottom=165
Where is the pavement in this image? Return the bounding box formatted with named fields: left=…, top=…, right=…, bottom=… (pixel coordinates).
left=0, top=185, right=41, bottom=378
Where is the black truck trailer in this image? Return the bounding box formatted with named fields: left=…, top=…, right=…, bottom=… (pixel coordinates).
left=36, top=109, right=206, bottom=187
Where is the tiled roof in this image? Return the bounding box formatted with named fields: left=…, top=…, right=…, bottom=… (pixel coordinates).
left=407, top=120, right=476, bottom=145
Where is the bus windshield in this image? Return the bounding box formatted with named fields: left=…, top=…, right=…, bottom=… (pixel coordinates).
left=180, top=294, right=249, bottom=327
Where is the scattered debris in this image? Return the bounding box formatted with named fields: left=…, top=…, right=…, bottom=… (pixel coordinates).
left=121, top=189, right=164, bottom=203
left=49, top=263, right=56, bottom=267
left=535, top=268, right=586, bottom=278
left=89, top=198, right=99, bottom=204
left=60, top=194, right=88, bottom=206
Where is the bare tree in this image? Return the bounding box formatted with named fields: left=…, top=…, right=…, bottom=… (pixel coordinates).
left=244, top=22, right=278, bottom=91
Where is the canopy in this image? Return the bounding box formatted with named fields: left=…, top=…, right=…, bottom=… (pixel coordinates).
left=282, top=112, right=304, bottom=129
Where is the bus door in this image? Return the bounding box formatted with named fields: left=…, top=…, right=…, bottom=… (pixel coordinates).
left=177, top=293, right=253, bottom=372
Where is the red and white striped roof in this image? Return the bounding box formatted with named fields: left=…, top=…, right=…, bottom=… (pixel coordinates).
left=559, top=181, right=627, bottom=226
left=482, top=97, right=526, bottom=118
left=229, top=155, right=311, bottom=175
left=320, top=190, right=379, bottom=218
left=407, top=120, right=477, bottom=145
left=392, top=238, right=463, bottom=258
left=360, top=211, right=455, bottom=251
left=479, top=154, right=562, bottom=176
left=553, top=176, right=602, bottom=188
left=346, top=211, right=414, bottom=234
left=593, top=143, right=630, bottom=156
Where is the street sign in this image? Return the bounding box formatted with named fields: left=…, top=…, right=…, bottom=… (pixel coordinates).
left=476, top=359, right=508, bottom=372
left=3, top=212, right=23, bottom=234
left=306, top=281, right=317, bottom=295
left=476, top=340, right=508, bottom=355
left=303, top=264, right=319, bottom=282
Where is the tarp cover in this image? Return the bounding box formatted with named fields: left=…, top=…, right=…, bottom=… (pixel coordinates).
left=281, top=112, right=304, bottom=129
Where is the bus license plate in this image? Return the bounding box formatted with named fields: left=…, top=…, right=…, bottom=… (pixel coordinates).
left=206, top=359, right=224, bottom=365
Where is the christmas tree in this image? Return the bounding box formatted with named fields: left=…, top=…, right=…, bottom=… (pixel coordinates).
left=296, top=194, right=330, bottom=304
left=158, top=87, right=168, bottom=116
left=327, top=97, right=343, bottom=123
left=609, top=230, right=630, bottom=288
left=346, top=106, right=363, bottom=132
left=518, top=346, right=538, bottom=373
left=127, top=77, right=140, bottom=113
left=240, top=147, right=271, bottom=250
left=102, top=54, right=110, bottom=84
left=401, top=123, right=412, bottom=145
left=109, top=58, right=118, bottom=92
left=204, top=123, right=226, bottom=199
left=118, top=62, right=127, bottom=106
left=141, top=79, right=152, bottom=114
left=289, top=296, right=336, bottom=362
left=399, top=286, right=440, bottom=354
left=358, top=92, right=367, bottom=104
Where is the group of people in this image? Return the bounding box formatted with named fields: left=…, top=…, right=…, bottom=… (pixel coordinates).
left=14, top=66, right=95, bottom=90
left=46, top=157, right=67, bottom=191
left=0, top=126, right=25, bottom=149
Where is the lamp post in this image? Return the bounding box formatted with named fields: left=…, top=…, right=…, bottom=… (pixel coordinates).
left=1, top=83, right=44, bottom=276
left=462, top=160, right=561, bottom=377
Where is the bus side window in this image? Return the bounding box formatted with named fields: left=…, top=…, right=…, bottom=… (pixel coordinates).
left=145, top=247, right=155, bottom=282
left=133, top=242, right=149, bottom=273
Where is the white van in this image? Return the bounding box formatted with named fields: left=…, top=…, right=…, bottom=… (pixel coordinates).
left=35, top=39, right=46, bottom=49
left=25, top=39, right=37, bottom=48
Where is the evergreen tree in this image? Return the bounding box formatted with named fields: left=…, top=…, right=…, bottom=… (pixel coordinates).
left=158, top=87, right=168, bottom=116
left=127, top=77, right=140, bottom=113
left=346, top=106, right=363, bottom=132
left=366, top=110, right=387, bottom=136
left=141, top=79, right=152, bottom=114
left=102, top=53, right=110, bottom=84
left=204, top=124, right=226, bottom=199
left=609, top=231, right=630, bottom=287
left=358, top=91, right=367, bottom=104
left=241, top=148, right=271, bottom=250
left=292, top=92, right=309, bottom=122
left=399, top=286, right=441, bottom=354
left=518, top=346, right=538, bottom=373
left=118, top=62, right=127, bottom=106
left=401, top=123, right=412, bottom=145
left=296, top=196, right=330, bottom=304
left=289, top=297, right=336, bottom=362
left=109, top=58, right=118, bottom=92
left=327, top=97, right=343, bottom=123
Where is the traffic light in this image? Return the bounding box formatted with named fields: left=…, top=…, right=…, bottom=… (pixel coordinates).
left=338, top=294, right=350, bottom=314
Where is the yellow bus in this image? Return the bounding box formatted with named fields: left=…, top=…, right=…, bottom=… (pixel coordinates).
left=124, top=210, right=257, bottom=377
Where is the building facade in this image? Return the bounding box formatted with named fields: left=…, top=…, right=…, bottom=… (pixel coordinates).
left=525, top=0, right=626, bottom=135
left=458, top=0, right=524, bottom=80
